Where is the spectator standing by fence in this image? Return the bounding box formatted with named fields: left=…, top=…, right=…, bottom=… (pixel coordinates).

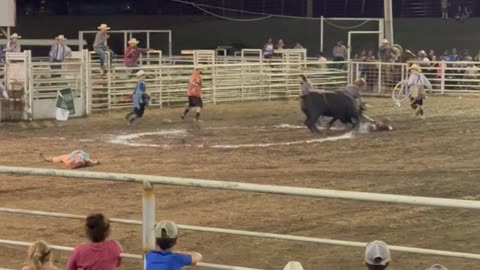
left=93, top=24, right=114, bottom=73
left=67, top=213, right=122, bottom=270
left=49, top=35, right=72, bottom=69
left=333, top=41, right=347, bottom=62
left=145, top=220, right=203, bottom=270
left=378, top=39, right=392, bottom=62
left=449, top=48, right=458, bottom=61
left=263, top=38, right=274, bottom=59
left=364, top=240, right=391, bottom=270
left=22, top=240, right=57, bottom=270
left=124, top=38, right=151, bottom=68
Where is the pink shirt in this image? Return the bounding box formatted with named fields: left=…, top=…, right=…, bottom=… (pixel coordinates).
left=66, top=240, right=122, bottom=270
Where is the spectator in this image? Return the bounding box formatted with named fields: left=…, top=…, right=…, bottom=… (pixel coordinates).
left=455, top=5, right=462, bottom=21
left=418, top=50, right=430, bottom=63
left=333, top=41, right=347, bottom=61
left=364, top=240, right=391, bottom=270
left=5, top=33, right=22, bottom=53
left=0, top=82, right=8, bottom=99
left=378, top=39, right=392, bottom=62
left=93, top=24, right=114, bottom=72
left=22, top=240, right=57, bottom=270
left=145, top=220, right=203, bottom=270
left=276, top=39, right=285, bottom=50
left=263, top=38, right=274, bottom=59
left=66, top=213, right=122, bottom=270
left=293, top=42, right=303, bottom=49
left=427, top=264, right=448, bottom=270
left=317, top=52, right=327, bottom=70
left=49, top=35, right=72, bottom=69
left=367, top=50, right=376, bottom=61
left=427, top=50, right=436, bottom=61
left=124, top=38, right=151, bottom=68
left=440, top=50, right=449, bottom=61
left=474, top=49, right=480, bottom=61
left=441, top=0, right=449, bottom=19
left=449, top=48, right=458, bottom=61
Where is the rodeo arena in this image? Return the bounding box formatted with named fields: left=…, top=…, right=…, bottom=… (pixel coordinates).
left=1, top=0, right=480, bottom=270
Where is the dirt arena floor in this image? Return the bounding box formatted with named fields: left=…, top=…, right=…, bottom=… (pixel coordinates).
left=1, top=96, right=480, bottom=270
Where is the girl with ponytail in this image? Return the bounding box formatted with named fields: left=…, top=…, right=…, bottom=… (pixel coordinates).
left=22, top=240, right=57, bottom=270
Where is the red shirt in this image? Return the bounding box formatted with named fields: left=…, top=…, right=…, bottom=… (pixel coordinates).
left=187, top=71, right=202, bottom=97
left=66, top=240, right=122, bottom=270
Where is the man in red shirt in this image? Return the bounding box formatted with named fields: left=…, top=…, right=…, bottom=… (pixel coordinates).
left=124, top=38, right=151, bottom=68
left=181, top=66, right=203, bottom=121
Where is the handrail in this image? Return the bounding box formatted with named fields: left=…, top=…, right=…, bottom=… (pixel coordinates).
left=2, top=207, right=480, bottom=260
left=0, top=166, right=479, bottom=210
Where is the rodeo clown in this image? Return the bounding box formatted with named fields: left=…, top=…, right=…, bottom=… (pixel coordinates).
left=126, top=70, right=150, bottom=124
left=406, top=64, right=432, bottom=119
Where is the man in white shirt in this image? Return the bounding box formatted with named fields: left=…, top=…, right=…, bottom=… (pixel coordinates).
left=49, top=35, right=72, bottom=69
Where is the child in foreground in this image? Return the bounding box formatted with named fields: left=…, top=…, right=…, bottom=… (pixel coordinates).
left=145, top=220, right=203, bottom=270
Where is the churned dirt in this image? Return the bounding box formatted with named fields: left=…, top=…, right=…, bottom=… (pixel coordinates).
left=0, top=96, right=480, bottom=270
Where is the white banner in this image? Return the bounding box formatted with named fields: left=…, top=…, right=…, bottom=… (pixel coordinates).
left=0, top=0, right=16, bottom=27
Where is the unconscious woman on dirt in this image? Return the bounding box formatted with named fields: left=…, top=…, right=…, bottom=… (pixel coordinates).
left=22, top=240, right=58, bottom=270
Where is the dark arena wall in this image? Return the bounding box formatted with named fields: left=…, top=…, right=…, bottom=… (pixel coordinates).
left=11, top=16, right=480, bottom=57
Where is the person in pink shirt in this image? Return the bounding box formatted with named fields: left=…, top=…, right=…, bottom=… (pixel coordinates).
left=66, top=213, right=122, bottom=270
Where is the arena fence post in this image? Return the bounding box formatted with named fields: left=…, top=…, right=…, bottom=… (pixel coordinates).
left=377, top=62, right=382, bottom=94
left=441, top=60, right=446, bottom=95
left=142, top=181, right=156, bottom=257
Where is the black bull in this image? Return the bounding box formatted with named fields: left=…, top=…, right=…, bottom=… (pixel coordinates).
left=301, top=91, right=361, bottom=133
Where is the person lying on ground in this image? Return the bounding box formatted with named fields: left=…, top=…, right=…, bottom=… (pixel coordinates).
left=40, top=150, right=100, bottom=169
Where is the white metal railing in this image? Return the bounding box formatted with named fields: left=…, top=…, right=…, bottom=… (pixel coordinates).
left=1, top=165, right=480, bottom=270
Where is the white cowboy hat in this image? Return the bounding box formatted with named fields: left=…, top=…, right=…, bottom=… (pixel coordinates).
left=97, top=24, right=111, bottom=30
left=135, top=70, right=146, bottom=78
left=382, top=39, right=389, bottom=44
left=128, top=38, right=140, bottom=45
left=55, top=35, right=67, bottom=40
left=10, top=33, right=21, bottom=39
left=195, top=65, right=205, bottom=70
left=418, top=50, right=427, bottom=56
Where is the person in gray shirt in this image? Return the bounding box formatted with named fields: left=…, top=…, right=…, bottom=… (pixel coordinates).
left=93, top=24, right=114, bottom=71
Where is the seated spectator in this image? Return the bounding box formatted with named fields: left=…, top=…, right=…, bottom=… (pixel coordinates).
left=364, top=240, right=391, bottom=270
left=427, top=264, right=448, bottom=270
left=67, top=213, right=122, bottom=270
left=22, top=240, right=57, bottom=270
left=145, top=220, right=202, bottom=270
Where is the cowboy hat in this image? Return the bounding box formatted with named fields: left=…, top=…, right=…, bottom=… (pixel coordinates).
left=128, top=38, right=140, bottom=45
left=418, top=50, right=427, bottom=56
left=55, top=35, right=67, bottom=40
left=409, top=64, right=422, bottom=73
left=135, top=70, right=146, bottom=78
left=97, top=24, right=111, bottom=30
left=10, top=33, right=21, bottom=39
left=195, top=65, right=205, bottom=70
left=382, top=39, right=389, bottom=44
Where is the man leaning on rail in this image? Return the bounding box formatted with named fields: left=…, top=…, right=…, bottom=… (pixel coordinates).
left=49, top=35, right=72, bottom=70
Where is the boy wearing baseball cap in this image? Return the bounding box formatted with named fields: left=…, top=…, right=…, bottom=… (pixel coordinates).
left=145, top=220, right=203, bottom=270
left=364, top=240, right=391, bottom=270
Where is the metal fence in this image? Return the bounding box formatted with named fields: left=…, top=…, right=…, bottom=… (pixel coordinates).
left=1, top=166, right=480, bottom=270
